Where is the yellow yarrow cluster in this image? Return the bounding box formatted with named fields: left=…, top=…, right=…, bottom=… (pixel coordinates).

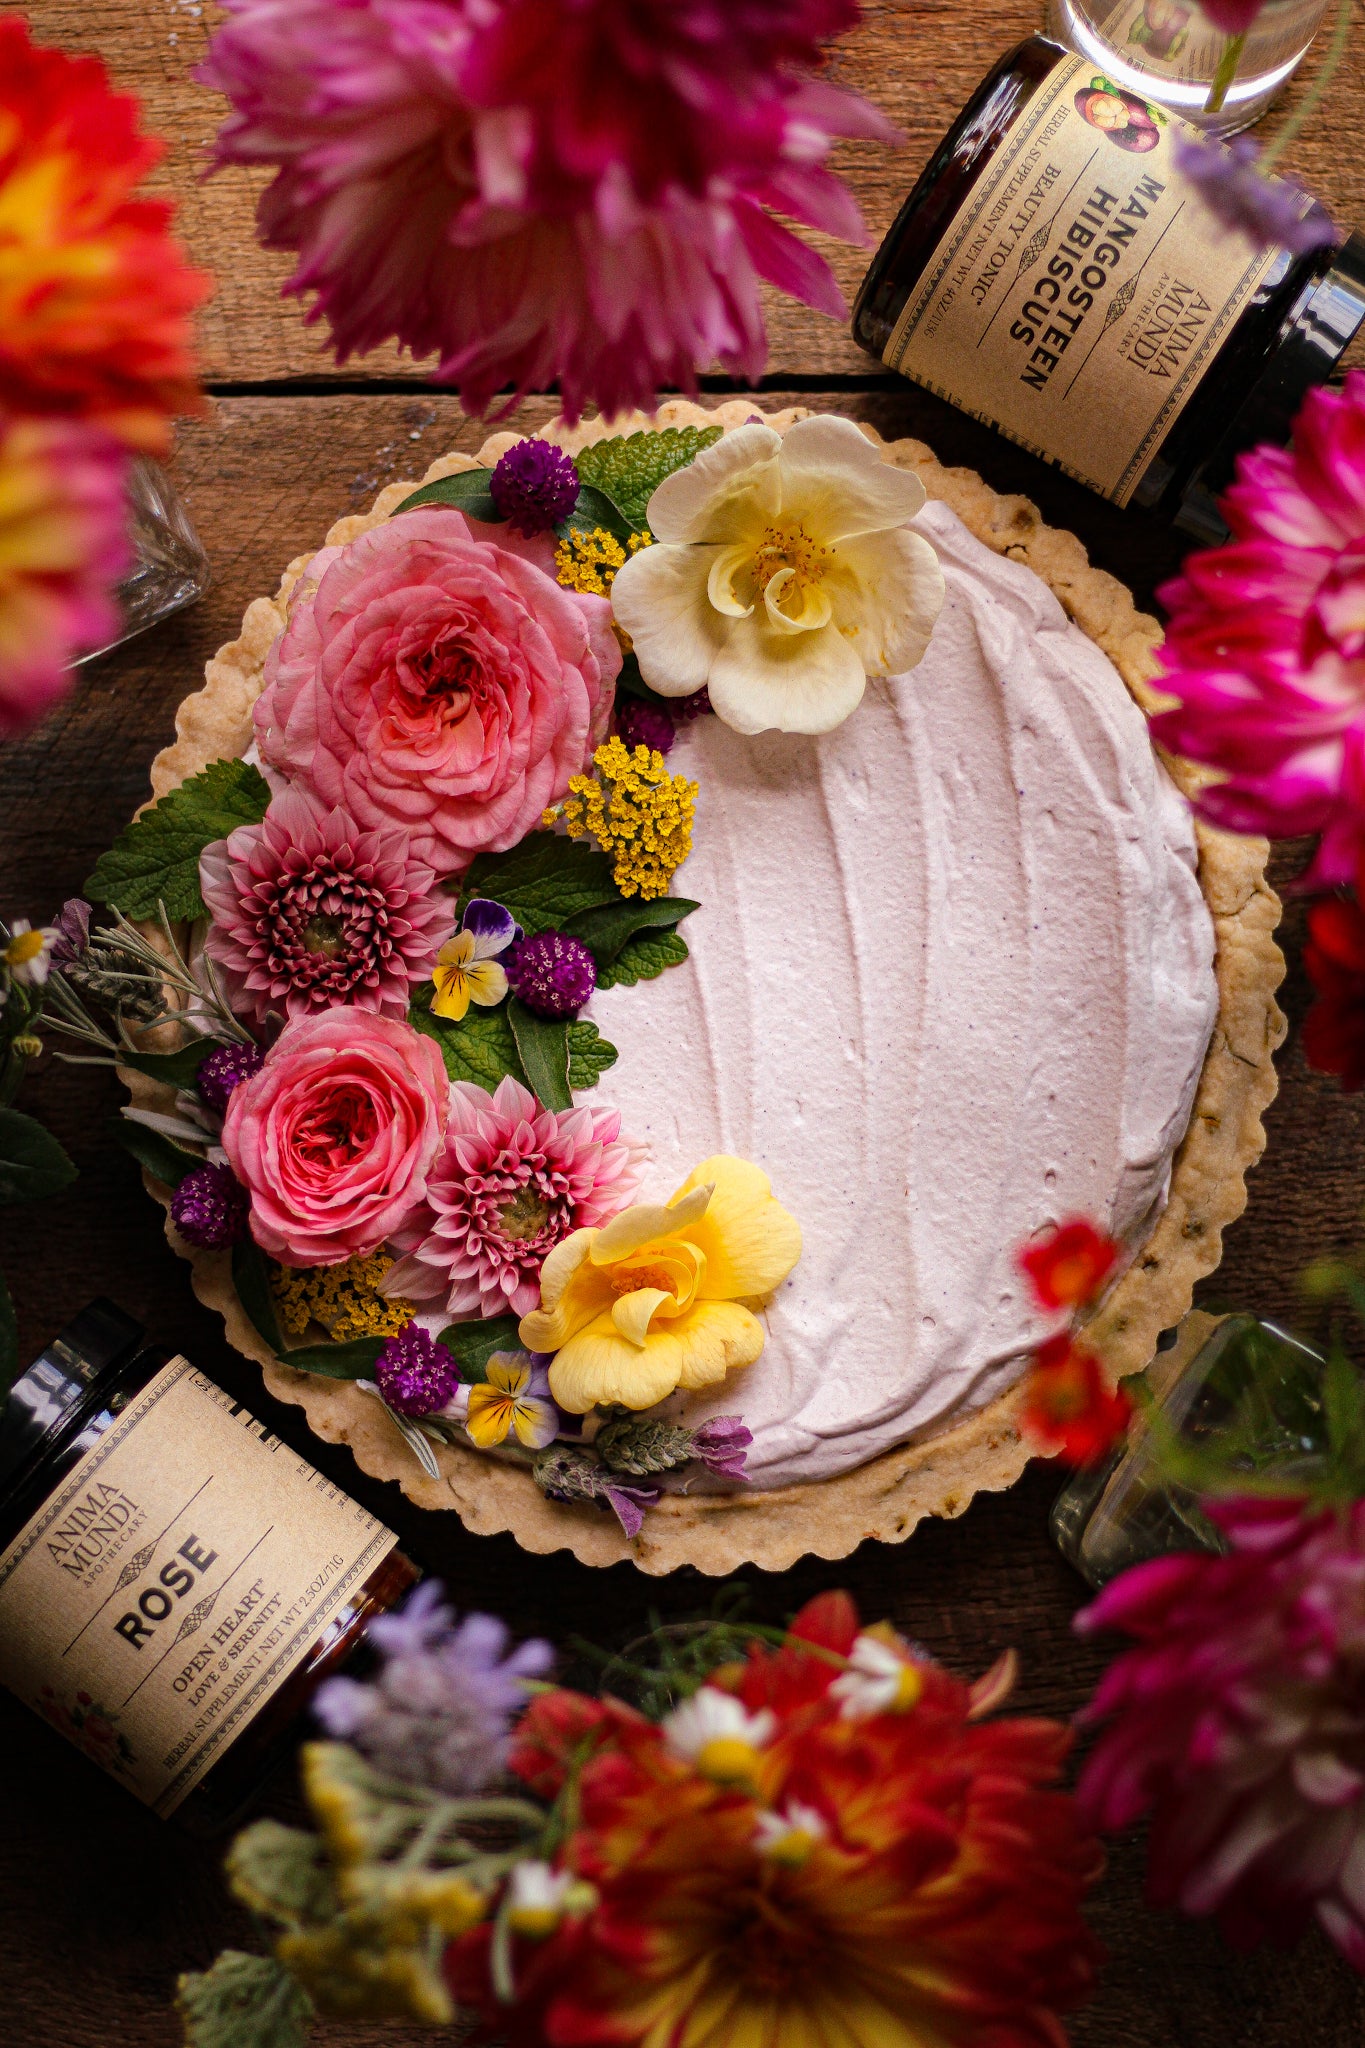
left=554, top=524, right=652, bottom=597
left=271, top=1251, right=412, bottom=1342
left=554, top=736, right=696, bottom=901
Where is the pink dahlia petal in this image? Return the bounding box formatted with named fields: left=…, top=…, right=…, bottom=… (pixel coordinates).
left=201, top=0, right=894, bottom=418
left=200, top=786, right=456, bottom=1024
left=386, top=1077, right=645, bottom=1319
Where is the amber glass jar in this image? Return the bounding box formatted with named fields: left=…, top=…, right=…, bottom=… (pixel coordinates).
left=853, top=36, right=1365, bottom=538
left=0, top=1301, right=417, bottom=1832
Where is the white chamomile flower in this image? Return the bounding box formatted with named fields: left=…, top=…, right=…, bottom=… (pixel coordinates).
left=663, top=1685, right=776, bottom=1783
left=829, top=1632, right=924, bottom=1721
left=505, top=1859, right=587, bottom=1939
left=3, top=919, right=56, bottom=987
left=753, top=1799, right=828, bottom=1867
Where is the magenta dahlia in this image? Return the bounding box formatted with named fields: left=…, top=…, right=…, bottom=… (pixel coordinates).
left=199, top=0, right=896, bottom=420
left=1077, top=1494, right=1365, bottom=1967
left=199, top=787, right=455, bottom=1025
left=1150, top=370, right=1365, bottom=886
left=383, top=1074, right=644, bottom=1318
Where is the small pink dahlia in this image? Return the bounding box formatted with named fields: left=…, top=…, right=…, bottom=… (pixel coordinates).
left=200, top=0, right=896, bottom=420
left=1150, top=370, right=1365, bottom=886
left=384, top=1074, right=644, bottom=1319
left=1077, top=1495, right=1365, bottom=1967
left=199, top=787, right=455, bottom=1024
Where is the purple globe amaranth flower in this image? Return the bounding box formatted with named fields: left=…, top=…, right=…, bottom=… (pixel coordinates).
left=313, top=1580, right=553, bottom=1794
left=616, top=697, right=675, bottom=756
left=196, top=1038, right=266, bottom=1114
left=691, top=1416, right=753, bottom=1480
left=506, top=929, right=597, bottom=1019
left=375, top=1321, right=462, bottom=1418
left=170, top=1162, right=249, bottom=1249
left=490, top=438, right=580, bottom=536
left=675, top=685, right=712, bottom=722
left=1173, top=135, right=1335, bottom=257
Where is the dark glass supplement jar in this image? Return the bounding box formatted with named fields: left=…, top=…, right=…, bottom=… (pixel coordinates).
left=853, top=36, right=1365, bottom=537
left=0, top=1301, right=418, bottom=1831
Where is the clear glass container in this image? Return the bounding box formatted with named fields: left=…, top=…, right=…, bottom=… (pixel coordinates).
left=76, top=457, right=210, bottom=665
left=1052, top=1310, right=1329, bottom=1586
left=1044, top=0, right=1329, bottom=134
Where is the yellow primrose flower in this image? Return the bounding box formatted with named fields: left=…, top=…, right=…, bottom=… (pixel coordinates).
left=518, top=1155, right=801, bottom=1413
left=429, top=898, right=518, bottom=1021
left=465, top=1352, right=559, bottom=1451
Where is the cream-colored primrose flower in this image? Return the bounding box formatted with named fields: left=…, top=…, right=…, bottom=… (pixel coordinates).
left=518, top=1154, right=802, bottom=1414
left=609, top=414, right=945, bottom=737
left=664, top=1685, right=776, bottom=1784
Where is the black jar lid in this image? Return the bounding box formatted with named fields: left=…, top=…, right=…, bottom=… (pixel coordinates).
left=0, top=1300, right=145, bottom=1497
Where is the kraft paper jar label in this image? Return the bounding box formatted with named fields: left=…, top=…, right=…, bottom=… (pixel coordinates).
left=0, top=1358, right=396, bottom=1814
left=881, top=55, right=1286, bottom=503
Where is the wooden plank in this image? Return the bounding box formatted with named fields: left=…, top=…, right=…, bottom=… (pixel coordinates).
left=1, top=390, right=1364, bottom=2043
left=22, top=0, right=1365, bottom=386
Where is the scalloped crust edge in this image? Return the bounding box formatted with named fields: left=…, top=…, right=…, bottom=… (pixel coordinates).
left=131, top=397, right=1286, bottom=1575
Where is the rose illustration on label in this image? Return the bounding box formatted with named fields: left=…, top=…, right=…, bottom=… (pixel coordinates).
left=1074, top=79, right=1164, bottom=152
left=38, top=1685, right=136, bottom=1774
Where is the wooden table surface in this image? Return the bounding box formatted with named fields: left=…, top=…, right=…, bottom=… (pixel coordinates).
left=5, top=4, right=1365, bottom=2045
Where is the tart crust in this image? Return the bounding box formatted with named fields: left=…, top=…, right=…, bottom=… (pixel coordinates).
left=130, top=400, right=1286, bottom=1575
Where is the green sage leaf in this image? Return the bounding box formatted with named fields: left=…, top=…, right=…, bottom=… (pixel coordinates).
left=177, top=1950, right=315, bottom=2048
left=226, top=1822, right=336, bottom=1927
left=230, top=1240, right=383, bottom=1379
left=566, top=894, right=698, bottom=968
left=118, top=1039, right=227, bottom=1091
left=507, top=998, right=571, bottom=1112
left=595, top=928, right=689, bottom=990
left=574, top=425, right=722, bottom=528
left=0, top=1107, right=78, bottom=1204
left=567, top=1018, right=617, bottom=1089
left=392, top=467, right=499, bottom=522
left=437, top=1314, right=522, bottom=1382
left=457, top=831, right=620, bottom=936
left=115, top=1116, right=201, bottom=1189
left=86, top=759, right=272, bottom=923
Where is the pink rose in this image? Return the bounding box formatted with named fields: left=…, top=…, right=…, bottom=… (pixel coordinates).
left=222, top=1007, right=449, bottom=1266
left=253, top=508, right=620, bottom=876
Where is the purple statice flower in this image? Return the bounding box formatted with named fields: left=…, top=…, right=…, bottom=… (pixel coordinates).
left=375, top=1321, right=462, bottom=1418
left=691, top=1416, right=753, bottom=1480
left=615, top=697, right=675, bottom=756
left=505, top=929, right=596, bottom=1019
left=170, top=1162, right=249, bottom=1248
left=196, top=1038, right=266, bottom=1114
left=1173, top=135, right=1335, bottom=256
left=48, top=898, right=91, bottom=970
left=490, top=438, right=581, bottom=536
left=314, top=1580, right=553, bottom=1793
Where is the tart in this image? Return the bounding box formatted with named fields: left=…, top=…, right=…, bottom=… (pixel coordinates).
left=126, top=399, right=1285, bottom=1574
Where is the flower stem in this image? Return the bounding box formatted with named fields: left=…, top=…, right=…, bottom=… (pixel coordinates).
left=1204, top=31, right=1245, bottom=114
left=1259, top=0, right=1356, bottom=174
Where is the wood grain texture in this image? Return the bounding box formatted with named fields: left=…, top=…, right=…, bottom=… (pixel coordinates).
left=2, top=391, right=1365, bottom=2044
left=19, top=0, right=1365, bottom=387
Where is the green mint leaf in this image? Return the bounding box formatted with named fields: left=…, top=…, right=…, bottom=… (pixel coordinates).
left=86, top=760, right=272, bottom=922
left=437, top=1313, right=522, bottom=1382
left=0, top=1270, right=16, bottom=1401
left=457, top=832, right=620, bottom=936
left=0, top=1107, right=77, bottom=1204
left=410, top=1001, right=528, bottom=1092
left=567, top=1018, right=617, bottom=1089
left=596, top=929, right=689, bottom=989
left=115, top=1115, right=201, bottom=1189
left=567, top=895, right=698, bottom=968
left=119, top=1039, right=228, bottom=1091
left=393, top=468, right=499, bottom=522
left=556, top=481, right=634, bottom=546
left=574, top=425, right=722, bottom=528
left=177, top=1950, right=315, bottom=2048
left=507, top=998, right=571, bottom=1113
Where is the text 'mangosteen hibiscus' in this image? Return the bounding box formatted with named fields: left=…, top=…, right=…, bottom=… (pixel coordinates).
left=610, top=416, right=945, bottom=736
left=199, top=0, right=897, bottom=419
left=1150, top=370, right=1365, bottom=888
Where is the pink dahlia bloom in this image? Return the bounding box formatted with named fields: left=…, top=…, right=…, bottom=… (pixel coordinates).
left=253, top=507, right=617, bottom=877
left=1077, top=1494, right=1365, bottom=1967
left=200, top=0, right=896, bottom=419
left=200, top=787, right=455, bottom=1025
left=0, top=414, right=129, bottom=736
left=385, top=1073, right=644, bottom=1318
left=222, top=1006, right=448, bottom=1265
left=1150, top=371, right=1365, bottom=887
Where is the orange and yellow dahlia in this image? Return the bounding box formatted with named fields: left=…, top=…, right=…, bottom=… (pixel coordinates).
left=452, top=1594, right=1103, bottom=2047
left=0, top=16, right=208, bottom=454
